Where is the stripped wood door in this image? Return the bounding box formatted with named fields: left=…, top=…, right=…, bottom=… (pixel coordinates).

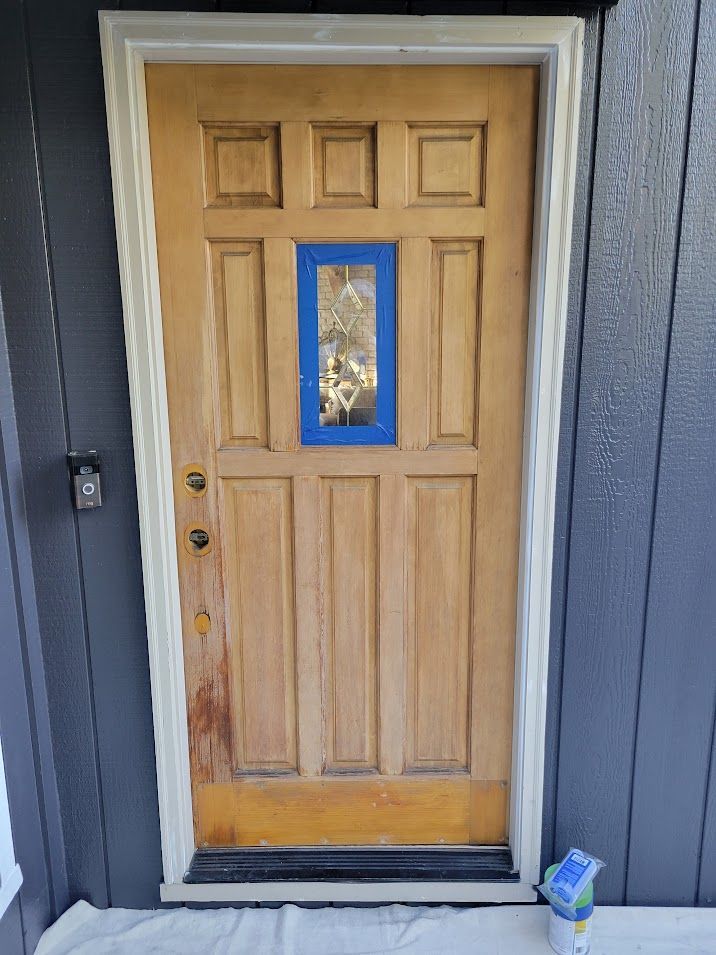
left=145, top=64, right=538, bottom=848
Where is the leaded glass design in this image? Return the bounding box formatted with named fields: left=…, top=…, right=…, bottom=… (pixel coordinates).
left=318, top=264, right=377, bottom=428
left=297, top=243, right=396, bottom=446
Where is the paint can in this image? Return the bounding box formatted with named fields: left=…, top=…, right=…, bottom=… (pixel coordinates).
left=545, top=863, right=594, bottom=955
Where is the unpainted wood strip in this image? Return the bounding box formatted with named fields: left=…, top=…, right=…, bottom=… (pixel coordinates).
left=195, top=775, right=472, bottom=846
left=378, top=474, right=406, bottom=775
left=280, top=122, right=312, bottom=209
left=399, top=237, right=431, bottom=450
left=216, top=447, right=478, bottom=478
left=195, top=65, right=489, bottom=122
left=377, top=121, right=407, bottom=209
left=263, top=237, right=300, bottom=450
left=469, top=779, right=509, bottom=846
left=470, top=66, right=538, bottom=785
left=203, top=207, right=485, bottom=239
left=145, top=64, right=233, bottom=797
left=292, top=476, right=324, bottom=776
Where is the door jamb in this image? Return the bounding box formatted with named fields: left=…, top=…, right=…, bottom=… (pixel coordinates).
left=99, top=11, right=584, bottom=903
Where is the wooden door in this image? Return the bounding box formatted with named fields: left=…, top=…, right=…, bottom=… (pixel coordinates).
left=146, top=64, right=538, bottom=848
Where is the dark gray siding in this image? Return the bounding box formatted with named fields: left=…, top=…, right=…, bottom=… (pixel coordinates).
left=0, top=0, right=713, bottom=930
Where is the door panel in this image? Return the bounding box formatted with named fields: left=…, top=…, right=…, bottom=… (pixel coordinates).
left=406, top=477, right=473, bottom=772
left=321, top=477, right=378, bottom=772
left=430, top=241, right=481, bottom=446
left=224, top=479, right=297, bottom=773
left=146, top=63, right=538, bottom=848
left=209, top=241, right=268, bottom=447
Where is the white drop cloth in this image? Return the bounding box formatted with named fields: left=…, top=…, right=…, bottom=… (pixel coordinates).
left=36, top=900, right=716, bottom=955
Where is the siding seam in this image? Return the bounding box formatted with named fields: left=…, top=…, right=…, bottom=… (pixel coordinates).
left=623, top=0, right=704, bottom=907
left=20, top=0, right=112, bottom=910
left=550, top=6, right=606, bottom=868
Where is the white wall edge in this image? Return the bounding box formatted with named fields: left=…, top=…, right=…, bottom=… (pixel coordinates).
left=0, top=864, right=23, bottom=922
left=160, top=879, right=537, bottom=904
left=99, top=10, right=584, bottom=894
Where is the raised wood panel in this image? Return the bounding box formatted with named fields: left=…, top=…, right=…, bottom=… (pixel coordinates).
left=312, top=124, right=376, bottom=208
left=209, top=241, right=268, bottom=447
left=430, top=241, right=481, bottom=446
left=408, top=125, right=485, bottom=207
left=195, top=65, right=489, bottom=122
left=406, top=477, right=473, bottom=771
left=222, top=479, right=297, bottom=773
left=321, top=478, right=378, bottom=772
left=195, top=776, right=473, bottom=846
left=202, top=124, right=281, bottom=208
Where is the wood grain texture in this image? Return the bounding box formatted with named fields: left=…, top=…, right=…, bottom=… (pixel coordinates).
left=406, top=477, right=473, bottom=771
left=146, top=65, right=233, bottom=795
left=398, top=237, right=431, bottom=450
left=470, top=66, right=537, bottom=784
left=322, top=478, right=378, bottom=771
left=195, top=776, right=474, bottom=846
left=209, top=241, right=268, bottom=447
left=204, top=207, right=485, bottom=239
left=626, top=0, right=716, bottom=907
left=292, top=476, right=324, bottom=777
left=147, top=61, right=537, bottom=848
left=216, top=447, right=478, bottom=477
left=378, top=474, right=407, bottom=775
left=195, top=65, right=489, bottom=121
left=202, top=124, right=281, bottom=208
left=263, top=237, right=300, bottom=451
left=430, top=240, right=481, bottom=446
left=222, top=479, right=297, bottom=773
left=555, top=0, right=699, bottom=904
left=407, top=124, right=485, bottom=207
left=311, top=124, right=376, bottom=208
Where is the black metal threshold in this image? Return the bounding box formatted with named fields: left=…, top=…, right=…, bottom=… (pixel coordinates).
left=185, top=847, right=517, bottom=884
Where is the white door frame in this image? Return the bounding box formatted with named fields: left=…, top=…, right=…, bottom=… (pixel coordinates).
left=99, top=11, right=583, bottom=904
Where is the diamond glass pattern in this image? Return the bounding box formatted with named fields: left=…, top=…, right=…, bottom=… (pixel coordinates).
left=318, top=264, right=377, bottom=427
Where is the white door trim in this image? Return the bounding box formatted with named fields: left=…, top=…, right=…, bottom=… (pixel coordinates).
left=99, top=11, right=583, bottom=903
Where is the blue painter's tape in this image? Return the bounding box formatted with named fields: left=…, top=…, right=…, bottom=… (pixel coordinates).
left=297, top=243, right=396, bottom=446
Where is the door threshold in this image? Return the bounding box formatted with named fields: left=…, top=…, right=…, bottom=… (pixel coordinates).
left=184, top=846, right=517, bottom=884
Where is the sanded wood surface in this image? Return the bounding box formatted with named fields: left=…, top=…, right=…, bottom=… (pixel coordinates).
left=195, top=776, right=508, bottom=847
left=145, top=62, right=536, bottom=849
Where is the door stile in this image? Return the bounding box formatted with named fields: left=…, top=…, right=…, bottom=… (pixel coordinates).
left=263, top=237, right=300, bottom=452
left=398, top=237, right=431, bottom=451
left=469, top=66, right=539, bottom=842
left=292, top=475, right=324, bottom=776
left=146, top=64, right=233, bottom=799
left=378, top=473, right=407, bottom=775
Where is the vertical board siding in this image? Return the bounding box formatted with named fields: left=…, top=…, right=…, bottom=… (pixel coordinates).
left=554, top=0, right=699, bottom=903
left=24, top=0, right=164, bottom=910
left=626, top=0, right=716, bottom=906
left=0, top=0, right=713, bottom=915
